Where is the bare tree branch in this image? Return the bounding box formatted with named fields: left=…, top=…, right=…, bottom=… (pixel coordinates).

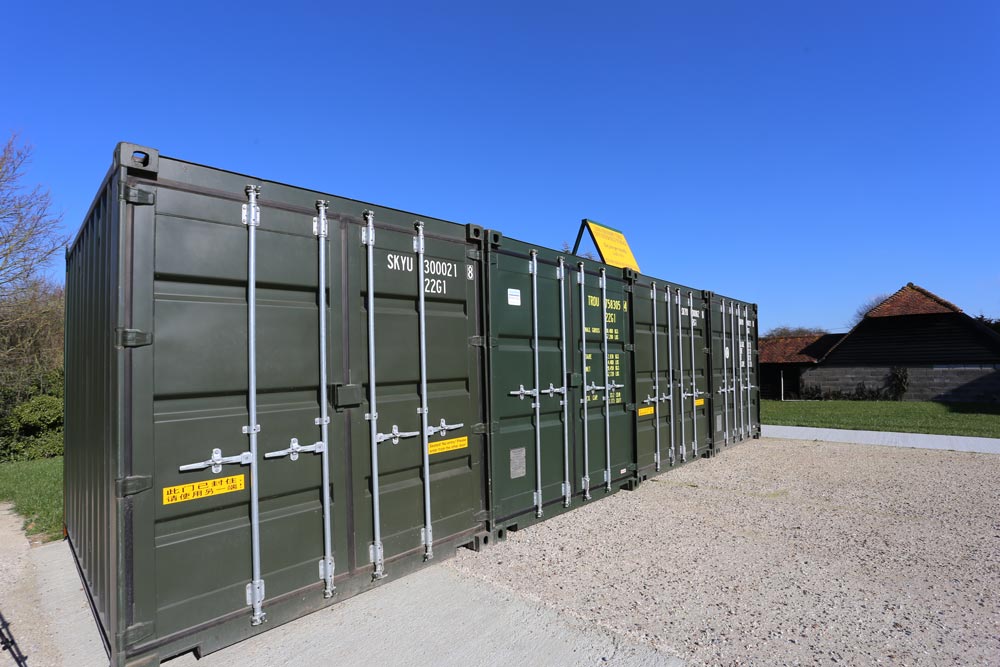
left=0, top=133, right=65, bottom=299
left=851, top=293, right=891, bottom=326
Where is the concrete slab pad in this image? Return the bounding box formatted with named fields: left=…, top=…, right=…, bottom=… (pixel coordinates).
left=762, top=424, right=1000, bottom=454
left=0, top=502, right=683, bottom=667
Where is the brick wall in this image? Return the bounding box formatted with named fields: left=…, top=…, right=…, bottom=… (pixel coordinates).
left=800, top=365, right=1000, bottom=403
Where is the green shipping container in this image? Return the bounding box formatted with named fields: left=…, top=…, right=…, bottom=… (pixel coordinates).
left=481, top=234, right=636, bottom=537
left=707, top=294, right=761, bottom=450
left=65, top=143, right=762, bottom=666
left=630, top=279, right=760, bottom=480
left=65, top=144, right=490, bottom=666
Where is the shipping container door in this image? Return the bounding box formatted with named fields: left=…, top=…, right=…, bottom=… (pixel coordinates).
left=633, top=279, right=673, bottom=476
left=349, top=213, right=485, bottom=578
left=666, top=286, right=709, bottom=461
left=744, top=304, right=760, bottom=438
left=488, top=244, right=575, bottom=524
left=139, top=172, right=348, bottom=637
left=572, top=264, right=635, bottom=496
left=709, top=295, right=730, bottom=450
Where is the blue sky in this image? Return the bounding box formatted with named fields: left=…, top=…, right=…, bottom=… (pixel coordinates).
left=2, top=1, right=997, bottom=332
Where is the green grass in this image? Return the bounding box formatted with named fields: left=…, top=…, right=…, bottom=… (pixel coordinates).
left=0, top=456, right=63, bottom=542
left=762, top=400, right=1000, bottom=439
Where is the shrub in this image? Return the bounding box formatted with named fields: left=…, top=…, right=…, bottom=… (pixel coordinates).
left=0, top=389, right=64, bottom=462
left=887, top=367, right=909, bottom=401
left=8, top=394, right=63, bottom=435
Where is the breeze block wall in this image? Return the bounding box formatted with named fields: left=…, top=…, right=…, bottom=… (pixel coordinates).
left=800, top=365, right=1000, bottom=403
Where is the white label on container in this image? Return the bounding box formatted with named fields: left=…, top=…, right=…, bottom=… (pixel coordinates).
left=507, top=288, right=521, bottom=306
left=510, top=447, right=526, bottom=479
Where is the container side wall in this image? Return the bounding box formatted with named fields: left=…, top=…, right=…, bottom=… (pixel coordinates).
left=65, top=165, right=124, bottom=659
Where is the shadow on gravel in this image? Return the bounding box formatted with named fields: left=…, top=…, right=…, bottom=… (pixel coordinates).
left=0, top=611, right=28, bottom=666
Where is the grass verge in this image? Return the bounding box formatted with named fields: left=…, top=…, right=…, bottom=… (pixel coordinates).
left=0, top=456, right=63, bottom=542
left=761, top=400, right=1000, bottom=439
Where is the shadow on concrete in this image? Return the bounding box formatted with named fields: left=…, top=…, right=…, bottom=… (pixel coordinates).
left=0, top=610, right=29, bottom=667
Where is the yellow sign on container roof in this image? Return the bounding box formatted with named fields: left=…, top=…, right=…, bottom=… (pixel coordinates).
left=583, top=219, right=641, bottom=272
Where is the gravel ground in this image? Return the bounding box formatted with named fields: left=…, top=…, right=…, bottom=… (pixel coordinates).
left=447, top=438, right=1000, bottom=666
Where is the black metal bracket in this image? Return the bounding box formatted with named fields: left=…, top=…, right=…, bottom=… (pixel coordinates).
left=116, top=328, right=153, bottom=348
left=115, top=475, right=152, bottom=497
left=122, top=186, right=155, bottom=206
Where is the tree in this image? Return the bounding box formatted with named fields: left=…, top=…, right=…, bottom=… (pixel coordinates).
left=763, top=326, right=829, bottom=337
left=0, top=133, right=66, bottom=458
left=851, top=293, right=891, bottom=325
left=561, top=241, right=597, bottom=261
left=0, top=133, right=64, bottom=300
left=975, top=314, right=1000, bottom=335
left=0, top=279, right=64, bottom=403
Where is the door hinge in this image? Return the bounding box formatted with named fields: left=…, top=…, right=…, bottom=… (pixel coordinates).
left=121, top=621, right=154, bottom=645
left=471, top=422, right=489, bottom=435
left=466, top=249, right=482, bottom=261
left=122, top=186, right=155, bottom=206
left=116, top=328, right=153, bottom=348
left=624, top=343, right=635, bottom=352
left=116, top=475, right=152, bottom=497
left=469, top=336, right=495, bottom=348
left=625, top=402, right=636, bottom=412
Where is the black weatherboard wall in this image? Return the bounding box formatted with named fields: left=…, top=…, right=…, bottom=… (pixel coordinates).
left=64, top=143, right=760, bottom=667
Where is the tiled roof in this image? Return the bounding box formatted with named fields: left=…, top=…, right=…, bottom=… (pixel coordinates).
left=760, top=334, right=845, bottom=364
left=866, top=283, right=961, bottom=318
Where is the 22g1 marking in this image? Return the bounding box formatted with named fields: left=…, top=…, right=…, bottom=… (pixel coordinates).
left=424, top=277, right=447, bottom=294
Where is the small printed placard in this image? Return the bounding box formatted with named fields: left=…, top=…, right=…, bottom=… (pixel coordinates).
left=429, top=436, right=468, bottom=456
left=163, top=474, right=245, bottom=506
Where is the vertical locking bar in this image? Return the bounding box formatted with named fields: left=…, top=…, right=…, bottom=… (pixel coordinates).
left=689, top=291, right=698, bottom=459
left=736, top=306, right=746, bottom=440
left=315, top=201, right=335, bottom=597
left=529, top=251, right=543, bottom=517
left=745, top=305, right=753, bottom=434
left=414, top=222, right=434, bottom=559
left=577, top=264, right=591, bottom=500
left=676, top=288, right=686, bottom=462
left=243, top=185, right=266, bottom=625
left=362, top=210, right=386, bottom=580
left=651, top=283, right=661, bottom=471
left=600, top=268, right=612, bottom=492
left=731, top=303, right=740, bottom=441
left=665, top=286, right=676, bottom=465
left=721, top=299, right=729, bottom=446
left=557, top=258, right=571, bottom=507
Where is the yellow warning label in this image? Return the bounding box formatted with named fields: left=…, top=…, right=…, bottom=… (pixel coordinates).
left=586, top=220, right=641, bottom=272
left=637, top=406, right=655, bottom=417
left=163, top=474, right=245, bottom=505
left=695, top=398, right=705, bottom=406
left=429, top=436, right=469, bottom=456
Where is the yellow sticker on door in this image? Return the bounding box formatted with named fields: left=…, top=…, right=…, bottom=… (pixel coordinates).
left=695, top=398, right=705, bottom=406
left=163, top=474, right=245, bottom=505
left=637, top=406, right=655, bottom=417
left=429, top=436, right=468, bottom=455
